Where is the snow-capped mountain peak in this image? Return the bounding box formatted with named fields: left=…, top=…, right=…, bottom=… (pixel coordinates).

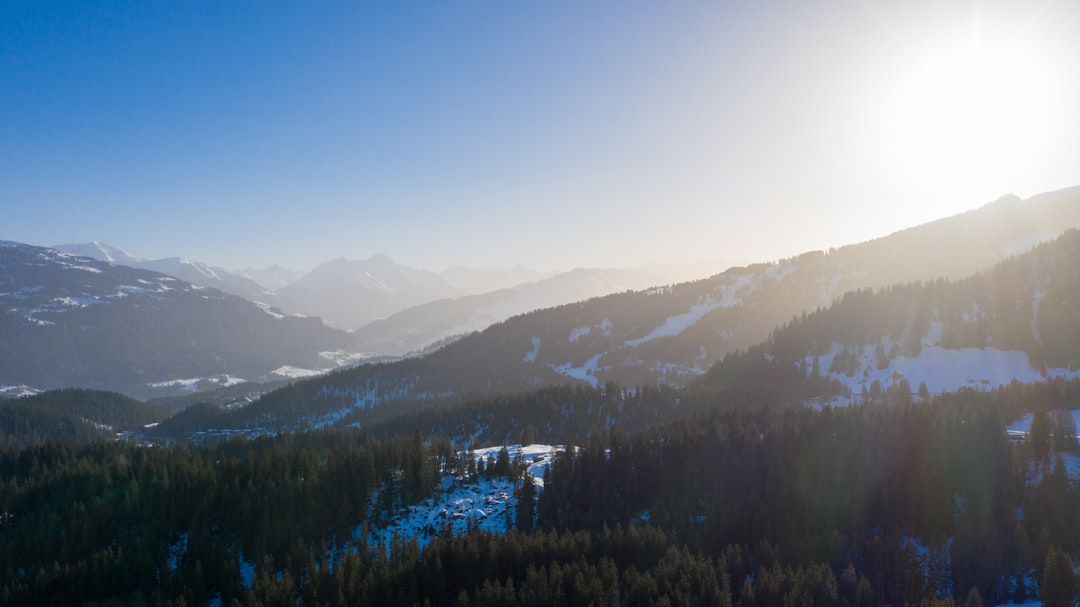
left=52, top=241, right=143, bottom=265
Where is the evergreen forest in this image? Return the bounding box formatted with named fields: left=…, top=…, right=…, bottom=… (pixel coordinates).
left=3, top=379, right=1080, bottom=606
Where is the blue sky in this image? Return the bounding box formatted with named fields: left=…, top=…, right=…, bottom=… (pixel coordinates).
left=3, top=1, right=1078, bottom=271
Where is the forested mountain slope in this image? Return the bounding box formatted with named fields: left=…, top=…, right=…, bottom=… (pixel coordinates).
left=698, top=228, right=1080, bottom=407
left=184, top=188, right=1080, bottom=433
left=0, top=388, right=170, bottom=448
left=351, top=262, right=737, bottom=356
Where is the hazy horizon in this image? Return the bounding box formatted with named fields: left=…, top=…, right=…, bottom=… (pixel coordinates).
left=4, top=1, right=1079, bottom=272
left=40, top=238, right=753, bottom=277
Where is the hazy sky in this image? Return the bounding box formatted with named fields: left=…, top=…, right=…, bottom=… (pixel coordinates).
left=3, top=1, right=1079, bottom=272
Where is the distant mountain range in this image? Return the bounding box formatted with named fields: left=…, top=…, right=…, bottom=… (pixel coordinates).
left=53, top=241, right=274, bottom=303
left=0, top=242, right=356, bottom=399
left=267, top=256, right=738, bottom=333
left=236, top=264, right=305, bottom=291
left=12, top=185, right=1080, bottom=418
left=53, top=240, right=738, bottom=342
left=273, top=254, right=465, bottom=329
left=6, top=240, right=737, bottom=399
left=159, top=186, right=1080, bottom=434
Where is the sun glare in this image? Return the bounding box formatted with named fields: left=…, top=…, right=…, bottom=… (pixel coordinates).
left=882, top=40, right=1057, bottom=185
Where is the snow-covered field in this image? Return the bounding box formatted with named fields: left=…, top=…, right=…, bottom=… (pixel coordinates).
left=823, top=345, right=1057, bottom=397
left=476, top=444, right=563, bottom=488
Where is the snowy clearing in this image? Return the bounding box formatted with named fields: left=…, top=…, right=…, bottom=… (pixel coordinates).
left=364, top=444, right=564, bottom=549
left=813, top=340, right=1080, bottom=399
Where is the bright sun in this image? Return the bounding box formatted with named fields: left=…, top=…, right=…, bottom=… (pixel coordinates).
left=882, top=39, right=1059, bottom=185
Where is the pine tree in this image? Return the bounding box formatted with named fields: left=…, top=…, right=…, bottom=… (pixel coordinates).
left=963, top=585, right=983, bottom=607
left=875, top=341, right=889, bottom=370
left=1042, top=546, right=1076, bottom=607
left=515, top=475, right=537, bottom=532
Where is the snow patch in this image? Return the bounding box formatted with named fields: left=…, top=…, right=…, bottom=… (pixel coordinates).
left=53, top=296, right=99, bottom=308
left=472, top=444, right=562, bottom=488
left=180, top=258, right=221, bottom=280
left=0, top=385, right=41, bottom=398
left=63, top=263, right=102, bottom=273
left=221, top=375, right=246, bottom=387
left=553, top=353, right=603, bottom=387
left=168, top=533, right=189, bottom=571
left=147, top=375, right=246, bottom=391
left=765, top=262, right=796, bottom=283
left=625, top=273, right=754, bottom=347
left=523, top=336, right=541, bottom=363
left=254, top=301, right=285, bottom=319
left=271, top=366, right=324, bottom=379
left=319, top=350, right=371, bottom=366
left=147, top=378, right=202, bottom=391
left=239, top=550, right=256, bottom=589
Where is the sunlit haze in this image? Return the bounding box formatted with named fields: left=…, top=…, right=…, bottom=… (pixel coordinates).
left=3, top=1, right=1078, bottom=272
